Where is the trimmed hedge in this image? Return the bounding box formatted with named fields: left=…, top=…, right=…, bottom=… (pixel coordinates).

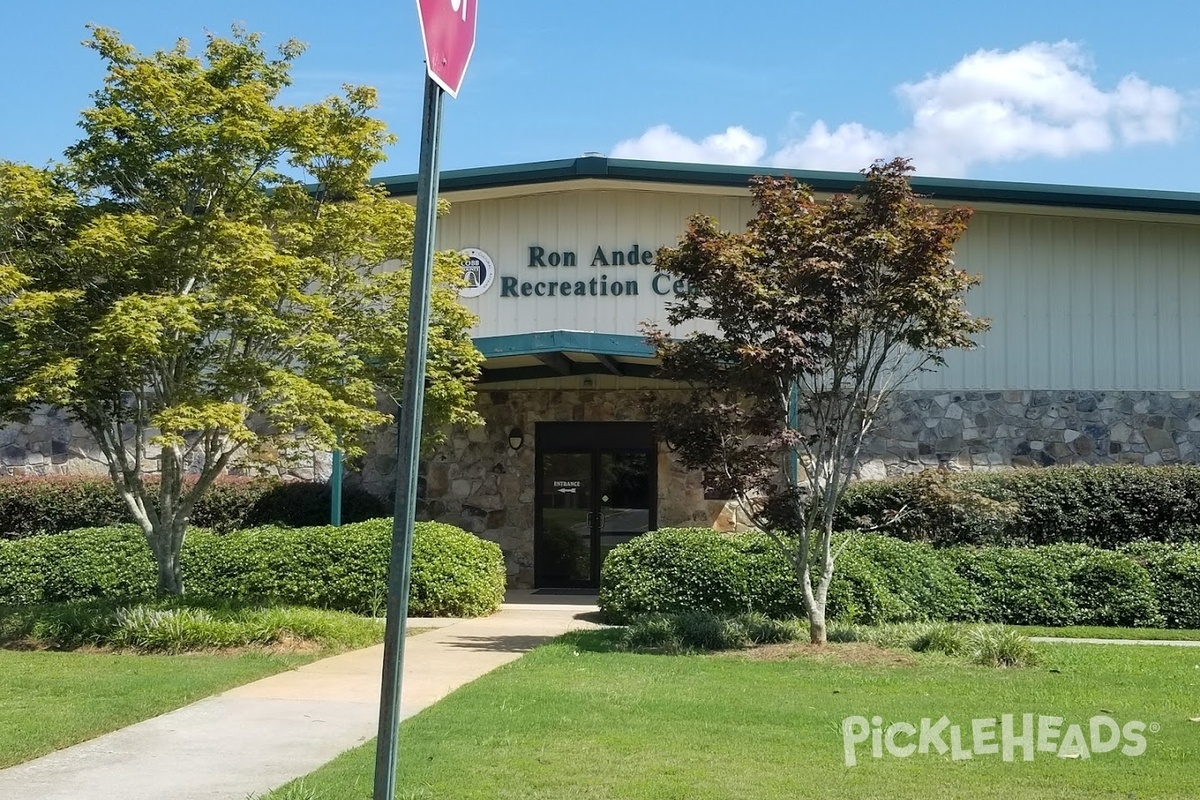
left=829, top=534, right=977, bottom=624
left=836, top=466, right=1200, bottom=549
left=597, top=528, right=802, bottom=623
left=0, top=519, right=505, bottom=617
left=0, top=476, right=388, bottom=539
left=599, top=528, right=1174, bottom=628
left=1123, top=542, right=1200, bottom=629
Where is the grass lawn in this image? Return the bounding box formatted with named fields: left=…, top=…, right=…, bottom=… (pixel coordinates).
left=0, top=649, right=314, bottom=769
left=1014, top=625, right=1200, bottom=642
left=267, top=630, right=1200, bottom=800
left=0, top=600, right=407, bottom=769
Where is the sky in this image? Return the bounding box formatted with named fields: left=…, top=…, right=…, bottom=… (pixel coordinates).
left=0, top=1, right=1197, bottom=192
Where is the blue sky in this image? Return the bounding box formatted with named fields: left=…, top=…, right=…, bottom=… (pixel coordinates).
left=1, top=1, right=1196, bottom=191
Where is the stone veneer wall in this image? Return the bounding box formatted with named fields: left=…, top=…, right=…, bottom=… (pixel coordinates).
left=359, top=387, right=740, bottom=588
left=0, top=409, right=333, bottom=480
left=859, top=390, right=1200, bottom=478
left=359, top=387, right=1200, bottom=588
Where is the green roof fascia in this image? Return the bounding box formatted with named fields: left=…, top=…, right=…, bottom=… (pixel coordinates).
left=473, top=331, right=654, bottom=360
left=479, top=362, right=660, bottom=384
left=372, top=156, right=1200, bottom=217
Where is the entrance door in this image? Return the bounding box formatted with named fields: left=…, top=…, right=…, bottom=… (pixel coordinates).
left=535, top=423, right=657, bottom=588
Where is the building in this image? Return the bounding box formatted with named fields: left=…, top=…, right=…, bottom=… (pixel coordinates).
left=358, top=156, right=1200, bottom=589
left=5, top=155, right=1200, bottom=589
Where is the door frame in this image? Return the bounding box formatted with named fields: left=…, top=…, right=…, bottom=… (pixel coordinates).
left=534, top=422, right=658, bottom=588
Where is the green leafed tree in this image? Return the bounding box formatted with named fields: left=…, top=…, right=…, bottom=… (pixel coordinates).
left=646, top=158, right=988, bottom=644
left=0, top=26, right=482, bottom=595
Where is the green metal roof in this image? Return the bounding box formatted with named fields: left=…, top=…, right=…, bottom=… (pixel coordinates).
left=372, top=156, right=1200, bottom=216
left=473, top=331, right=657, bottom=384
left=474, top=331, right=653, bottom=360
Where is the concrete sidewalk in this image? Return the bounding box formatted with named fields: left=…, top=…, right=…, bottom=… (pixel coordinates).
left=0, top=593, right=600, bottom=800
left=1030, top=636, right=1200, bottom=647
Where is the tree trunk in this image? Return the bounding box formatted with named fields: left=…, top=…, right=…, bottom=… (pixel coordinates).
left=149, top=520, right=187, bottom=596
left=808, top=602, right=827, bottom=645
left=797, top=522, right=836, bottom=646
left=796, top=540, right=830, bottom=646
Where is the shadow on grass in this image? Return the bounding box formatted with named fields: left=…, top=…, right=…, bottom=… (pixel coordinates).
left=553, top=628, right=625, bottom=653
left=444, top=627, right=626, bottom=655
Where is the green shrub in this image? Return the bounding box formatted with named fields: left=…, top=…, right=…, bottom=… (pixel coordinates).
left=945, top=547, right=1076, bottom=626
left=837, top=466, right=1200, bottom=548
left=837, top=471, right=1017, bottom=546
left=0, top=476, right=388, bottom=539
left=945, top=544, right=1162, bottom=627
left=0, top=526, right=157, bottom=604
left=408, top=522, right=508, bottom=618
left=823, top=546, right=907, bottom=625
left=600, top=526, right=1193, bottom=631
left=831, top=534, right=979, bottom=623
left=202, top=480, right=388, bottom=532
left=1047, top=545, right=1163, bottom=627
left=1123, top=543, right=1200, bottom=629
left=0, top=478, right=128, bottom=539
left=599, top=528, right=803, bottom=623
left=186, top=519, right=504, bottom=617
left=0, top=520, right=504, bottom=617
left=598, top=528, right=965, bottom=626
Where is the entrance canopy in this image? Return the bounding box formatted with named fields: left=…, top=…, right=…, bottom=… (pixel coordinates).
left=474, top=330, right=660, bottom=384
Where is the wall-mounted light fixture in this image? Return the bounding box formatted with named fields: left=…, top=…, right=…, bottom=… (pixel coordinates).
left=508, top=427, right=524, bottom=451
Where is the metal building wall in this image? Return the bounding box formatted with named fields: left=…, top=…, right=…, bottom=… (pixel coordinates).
left=436, top=188, right=1200, bottom=392
left=924, top=211, right=1200, bottom=391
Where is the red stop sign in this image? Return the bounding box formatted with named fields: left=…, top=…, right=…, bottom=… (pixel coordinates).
left=416, top=0, right=478, bottom=98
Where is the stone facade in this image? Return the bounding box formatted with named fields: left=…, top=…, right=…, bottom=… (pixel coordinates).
left=358, top=386, right=1200, bottom=588
left=0, top=410, right=333, bottom=480
left=359, top=386, right=741, bottom=588
left=859, top=389, right=1200, bottom=479
left=0, top=407, right=103, bottom=476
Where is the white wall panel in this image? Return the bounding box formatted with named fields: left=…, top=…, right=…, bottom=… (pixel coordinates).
left=433, top=187, right=1200, bottom=392
left=915, top=212, right=1200, bottom=391
left=437, top=189, right=751, bottom=340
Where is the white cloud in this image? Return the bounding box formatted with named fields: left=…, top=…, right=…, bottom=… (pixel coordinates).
left=771, top=121, right=900, bottom=173
left=612, top=124, right=766, bottom=165
left=610, top=42, right=1185, bottom=177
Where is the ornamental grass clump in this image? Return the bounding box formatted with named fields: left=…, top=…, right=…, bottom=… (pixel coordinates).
left=966, top=626, right=1040, bottom=668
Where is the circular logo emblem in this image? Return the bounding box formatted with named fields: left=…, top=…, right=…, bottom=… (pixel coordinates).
left=458, top=248, right=495, bottom=297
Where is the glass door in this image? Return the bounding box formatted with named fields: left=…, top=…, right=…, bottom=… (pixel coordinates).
left=598, top=451, right=653, bottom=565
left=535, top=423, right=658, bottom=589
left=535, top=451, right=594, bottom=586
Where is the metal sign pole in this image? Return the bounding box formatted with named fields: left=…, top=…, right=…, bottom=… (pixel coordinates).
left=330, top=432, right=343, bottom=527
left=372, top=73, right=445, bottom=800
